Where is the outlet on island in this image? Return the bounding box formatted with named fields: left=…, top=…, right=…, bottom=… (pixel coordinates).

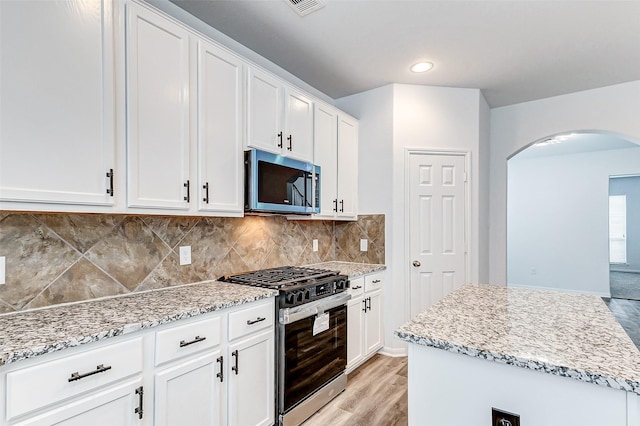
left=492, top=408, right=520, bottom=426
left=179, top=246, right=192, bottom=266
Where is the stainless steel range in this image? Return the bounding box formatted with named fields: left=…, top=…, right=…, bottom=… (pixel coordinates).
left=221, top=266, right=350, bottom=426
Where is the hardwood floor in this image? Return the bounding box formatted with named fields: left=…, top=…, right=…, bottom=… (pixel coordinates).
left=303, top=355, right=408, bottom=426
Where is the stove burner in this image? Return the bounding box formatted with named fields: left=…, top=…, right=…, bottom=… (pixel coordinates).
left=221, top=266, right=338, bottom=289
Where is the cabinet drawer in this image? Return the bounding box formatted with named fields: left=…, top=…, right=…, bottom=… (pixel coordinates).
left=5, top=337, right=143, bottom=421
left=155, top=316, right=222, bottom=366
left=228, top=300, right=274, bottom=341
left=348, top=276, right=365, bottom=297
left=365, top=272, right=384, bottom=292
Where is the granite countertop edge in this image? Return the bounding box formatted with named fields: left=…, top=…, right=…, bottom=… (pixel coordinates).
left=395, top=309, right=640, bottom=396
left=306, top=261, right=386, bottom=277
left=0, top=282, right=277, bottom=367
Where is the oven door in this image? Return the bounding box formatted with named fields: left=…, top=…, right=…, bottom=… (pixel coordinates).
left=278, top=292, right=350, bottom=415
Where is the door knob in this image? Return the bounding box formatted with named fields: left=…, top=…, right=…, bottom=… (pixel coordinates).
left=412, top=260, right=421, bottom=267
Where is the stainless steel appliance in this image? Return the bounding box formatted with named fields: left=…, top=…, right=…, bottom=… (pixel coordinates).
left=221, top=266, right=349, bottom=426
left=244, top=149, right=320, bottom=215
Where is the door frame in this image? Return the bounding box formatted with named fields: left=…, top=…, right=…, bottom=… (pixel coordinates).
left=404, top=148, right=471, bottom=319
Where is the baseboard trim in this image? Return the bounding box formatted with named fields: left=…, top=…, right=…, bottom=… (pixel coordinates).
left=611, top=269, right=640, bottom=274
left=378, top=346, right=407, bottom=357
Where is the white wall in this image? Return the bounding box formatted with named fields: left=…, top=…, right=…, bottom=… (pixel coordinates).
left=338, top=84, right=486, bottom=354
left=508, top=147, right=640, bottom=296
left=490, top=81, right=640, bottom=285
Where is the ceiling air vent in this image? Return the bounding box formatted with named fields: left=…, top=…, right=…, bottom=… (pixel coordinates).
left=284, top=0, right=325, bottom=16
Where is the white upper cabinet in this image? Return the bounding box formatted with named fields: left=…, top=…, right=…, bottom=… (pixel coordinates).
left=314, top=103, right=339, bottom=217
left=247, top=67, right=314, bottom=162
left=0, top=0, right=116, bottom=207
left=337, top=115, right=358, bottom=219
left=196, top=39, right=244, bottom=215
left=313, top=103, right=358, bottom=220
left=126, top=2, right=191, bottom=210
left=283, top=87, right=314, bottom=162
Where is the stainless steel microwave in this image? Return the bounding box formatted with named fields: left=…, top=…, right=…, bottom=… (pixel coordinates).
left=244, top=149, right=320, bottom=215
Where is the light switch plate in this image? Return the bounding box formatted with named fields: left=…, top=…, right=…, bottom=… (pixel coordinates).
left=179, top=246, right=191, bottom=266
left=0, top=256, right=5, bottom=285
left=360, top=239, right=368, bottom=252
left=312, top=239, right=319, bottom=252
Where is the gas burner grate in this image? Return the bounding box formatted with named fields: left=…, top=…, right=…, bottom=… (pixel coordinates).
left=221, top=266, right=337, bottom=289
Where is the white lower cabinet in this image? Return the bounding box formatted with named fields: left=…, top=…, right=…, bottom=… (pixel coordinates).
left=227, top=330, right=274, bottom=426
left=1, top=298, right=275, bottom=426
left=154, top=351, right=224, bottom=426
left=346, top=272, right=384, bottom=374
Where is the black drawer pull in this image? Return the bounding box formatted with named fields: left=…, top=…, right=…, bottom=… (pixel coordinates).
left=232, top=350, right=239, bottom=375
left=372, top=279, right=381, bottom=284
left=216, top=356, right=224, bottom=382
left=135, top=386, right=144, bottom=419
left=179, top=335, right=206, bottom=347
left=246, top=317, right=266, bottom=325
left=351, top=285, right=362, bottom=290
left=68, top=364, right=112, bottom=382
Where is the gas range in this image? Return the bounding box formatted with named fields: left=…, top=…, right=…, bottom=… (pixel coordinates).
left=222, top=265, right=351, bottom=426
left=221, top=266, right=348, bottom=308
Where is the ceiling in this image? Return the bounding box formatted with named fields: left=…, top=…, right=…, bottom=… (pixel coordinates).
left=168, top=0, right=640, bottom=107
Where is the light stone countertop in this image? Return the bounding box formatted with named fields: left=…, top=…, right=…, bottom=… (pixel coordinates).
left=395, top=284, right=640, bottom=395
left=307, top=261, right=386, bottom=278
left=0, top=281, right=277, bottom=367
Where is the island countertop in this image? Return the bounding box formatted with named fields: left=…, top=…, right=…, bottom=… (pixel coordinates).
left=395, top=284, right=640, bottom=395
left=0, top=280, right=277, bottom=367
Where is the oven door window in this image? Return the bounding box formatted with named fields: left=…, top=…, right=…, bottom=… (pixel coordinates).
left=283, top=305, right=347, bottom=412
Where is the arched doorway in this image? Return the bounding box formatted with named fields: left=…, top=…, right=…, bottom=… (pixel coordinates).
left=506, top=131, right=640, bottom=297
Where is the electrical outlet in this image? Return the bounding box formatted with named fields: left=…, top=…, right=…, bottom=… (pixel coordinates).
left=179, top=246, right=191, bottom=266
left=492, top=408, right=520, bottom=426
left=312, top=239, right=318, bottom=252
left=360, top=239, right=368, bottom=252
left=530, top=267, right=537, bottom=275
left=0, top=256, right=5, bottom=285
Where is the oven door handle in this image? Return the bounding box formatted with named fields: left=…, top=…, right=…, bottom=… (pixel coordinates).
left=279, top=293, right=351, bottom=325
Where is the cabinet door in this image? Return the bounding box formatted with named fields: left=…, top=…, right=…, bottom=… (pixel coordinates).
left=246, top=67, right=282, bottom=154
left=154, top=351, right=224, bottom=426
left=364, top=289, right=383, bottom=355
left=227, top=329, right=274, bottom=426
left=0, top=0, right=116, bottom=206
left=337, top=115, right=358, bottom=219
left=284, top=87, right=314, bottom=162
left=126, top=3, right=190, bottom=210
left=14, top=379, right=143, bottom=426
left=197, top=40, right=244, bottom=214
left=346, top=295, right=365, bottom=371
left=313, top=103, right=338, bottom=217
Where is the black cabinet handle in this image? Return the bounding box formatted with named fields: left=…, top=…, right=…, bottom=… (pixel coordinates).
left=367, top=297, right=372, bottom=312
left=184, top=180, right=190, bottom=202
left=339, top=200, right=344, bottom=213
left=216, top=356, right=224, bottom=382
left=362, top=298, right=367, bottom=313
left=232, top=350, right=239, bottom=375
left=333, top=199, right=338, bottom=212
left=351, top=285, right=362, bottom=290
left=135, top=386, right=144, bottom=419
left=106, top=169, right=114, bottom=196
left=246, top=317, right=266, bottom=325
left=372, top=279, right=381, bottom=284
left=68, top=364, right=112, bottom=382
left=203, top=182, right=209, bottom=204
left=179, top=335, right=206, bottom=348
left=287, top=134, right=292, bottom=151
left=277, top=132, right=283, bottom=148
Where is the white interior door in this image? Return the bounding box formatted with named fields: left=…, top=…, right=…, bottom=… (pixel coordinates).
left=409, top=152, right=467, bottom=319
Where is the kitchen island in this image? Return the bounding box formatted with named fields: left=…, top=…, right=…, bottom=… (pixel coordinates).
left=395, top=284, right=640, bottom=426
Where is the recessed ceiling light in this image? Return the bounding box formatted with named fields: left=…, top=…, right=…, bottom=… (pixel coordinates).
left=410, top=61, right=434, bottom=73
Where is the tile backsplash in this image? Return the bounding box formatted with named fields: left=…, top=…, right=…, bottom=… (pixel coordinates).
left=0, top=212, right=384, bottom=313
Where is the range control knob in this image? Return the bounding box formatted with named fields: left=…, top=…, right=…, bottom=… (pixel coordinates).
left=285, top=292, right=296, bottom=305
